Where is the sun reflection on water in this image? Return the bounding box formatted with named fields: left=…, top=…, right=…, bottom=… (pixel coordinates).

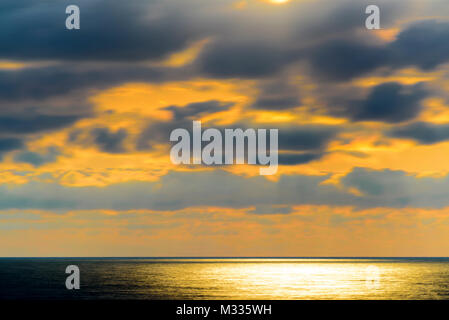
left=100, top=258, right=449, bottom=299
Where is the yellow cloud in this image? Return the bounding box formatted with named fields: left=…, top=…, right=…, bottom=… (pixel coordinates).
left=0, top=60, right=27, bottom=70
left=2, top=205, right=449, bottom=256
left=420, top=98, right=449, bottom=124
left=0, top=60, right=56, bottom=70
left=352, top=68, right=440, bottom=87
left=158, top=39, right=210, bottom=67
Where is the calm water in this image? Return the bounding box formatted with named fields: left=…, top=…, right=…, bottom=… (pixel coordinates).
left=1, top=258, right=449, bottom=299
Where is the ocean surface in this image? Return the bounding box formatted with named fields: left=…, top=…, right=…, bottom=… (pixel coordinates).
left=1, top=258, right=449, bottom=300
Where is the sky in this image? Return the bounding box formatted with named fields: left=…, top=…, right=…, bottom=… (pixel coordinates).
left=1, top=0, right=449, bottom=256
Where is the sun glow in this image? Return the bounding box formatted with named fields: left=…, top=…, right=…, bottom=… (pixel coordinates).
left=269, top=0, right=289, bottom=4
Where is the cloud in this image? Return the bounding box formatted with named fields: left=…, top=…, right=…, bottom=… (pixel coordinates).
left=0, top=170, right=343, bottom=211
left=388, top=122, right=449, bottom=144
left=1, top=1, right=446, bottom=89
left=307, top=41, right=388, bottom=81
left=0, top=1, right=445, bottom=115
left=137, top=100, right=236, bottom=150
left=305, top=20, right=449, bottom=81
left=68, top=126, right=129, bottom=153
left=329, top=212, right=386, bottom=226
left=248, top=205, right=293, bottom=215
left=90, top=127, right=128, bottom=153
left=278, top=152, right=324, bottom=165
left=0, top=113, right=84, bottom=134
left=0, top=65, right=178, bottom=103
left=391, top=20, right=449, bottom=70
left=14, top=147, right=60, bottom=167
left=0, top=0, right=206, bottom=62
left=0, top=138, right=24, bottom=158
left=253, top=96, right=300, bottom=110
left=251, top=79, right=301, bottom=110
left=3, top=167, right=449, bottom=211
left=345, top=82, right=428, bottom=123
left=2, top=0, right=449, bottom=257
left=164, top=100, right=234, bottom=121
left=0, top=170, right=326, bottom=211
left=193, top=0, right=409, bottom=80
left=197, top=41, right=293, bottom=78
left=138, top=116, right=338, bottom=166
left=278, top=126, right=339, bottom=151
left=341, top=167, right=449, bottom=208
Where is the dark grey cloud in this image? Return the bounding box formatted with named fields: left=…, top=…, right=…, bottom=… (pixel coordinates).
left=278, top=126, right=338, bottom=151
left=1, top=0, right=446, bottom=85
left=0, top=0, right=445, bottom=115
left=139, top=100, right=235, bottom=157
left=193, top=0, right=408, bottom=80
left=0, top=109, right=84, bottom=162
left=0, top=0, right=408, bottom=65
left=274, top=126, right=337, bottom=165
left=139, top=110, right=338, bottom=160
left=0, top=0, right=206, bottom=62
left=14, top=147, right=60, bottom=167
left=307, top=41, right=388, bottom=81
left=69, top=127, right=128, bottom=153
left=345, top=82, right=428, bottom=123
left=197, top=41, right=294, bottom=78
left=90, top=127, right=128, bottom=153
left=340, top=167, right=449, bottom=208
left=305, top=20, right=449, bottom=81
left=0, top=113, right=84, bottom=134
left=138, top=112, right=338, bottom=165
left=248, top=205, right=293, bottom=215
left=137, top=121, right=180, bottom=151
left=251, top=79, right=301, bottom=110
left=388, top=122, right=449, bottom=144
left=164, top=100, right=234, bottom=121
left=278, top=152, right=324, bottom=165
left=253, top=96, right=300, bottom=110
left=137, top=100, right=235, bottom=150
left=0, top=138, right=24, bottom=158
left=0, top=64, right=181, bottom=102
left=391, top=20, right=449, bottom=70
left=295, top=0, right=406, bottom=41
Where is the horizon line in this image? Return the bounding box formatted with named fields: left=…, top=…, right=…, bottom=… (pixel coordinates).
left=1, top=256, right=449, bottom=259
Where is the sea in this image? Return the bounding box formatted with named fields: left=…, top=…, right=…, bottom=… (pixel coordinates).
left=1, top=258, right=449, bottom=300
